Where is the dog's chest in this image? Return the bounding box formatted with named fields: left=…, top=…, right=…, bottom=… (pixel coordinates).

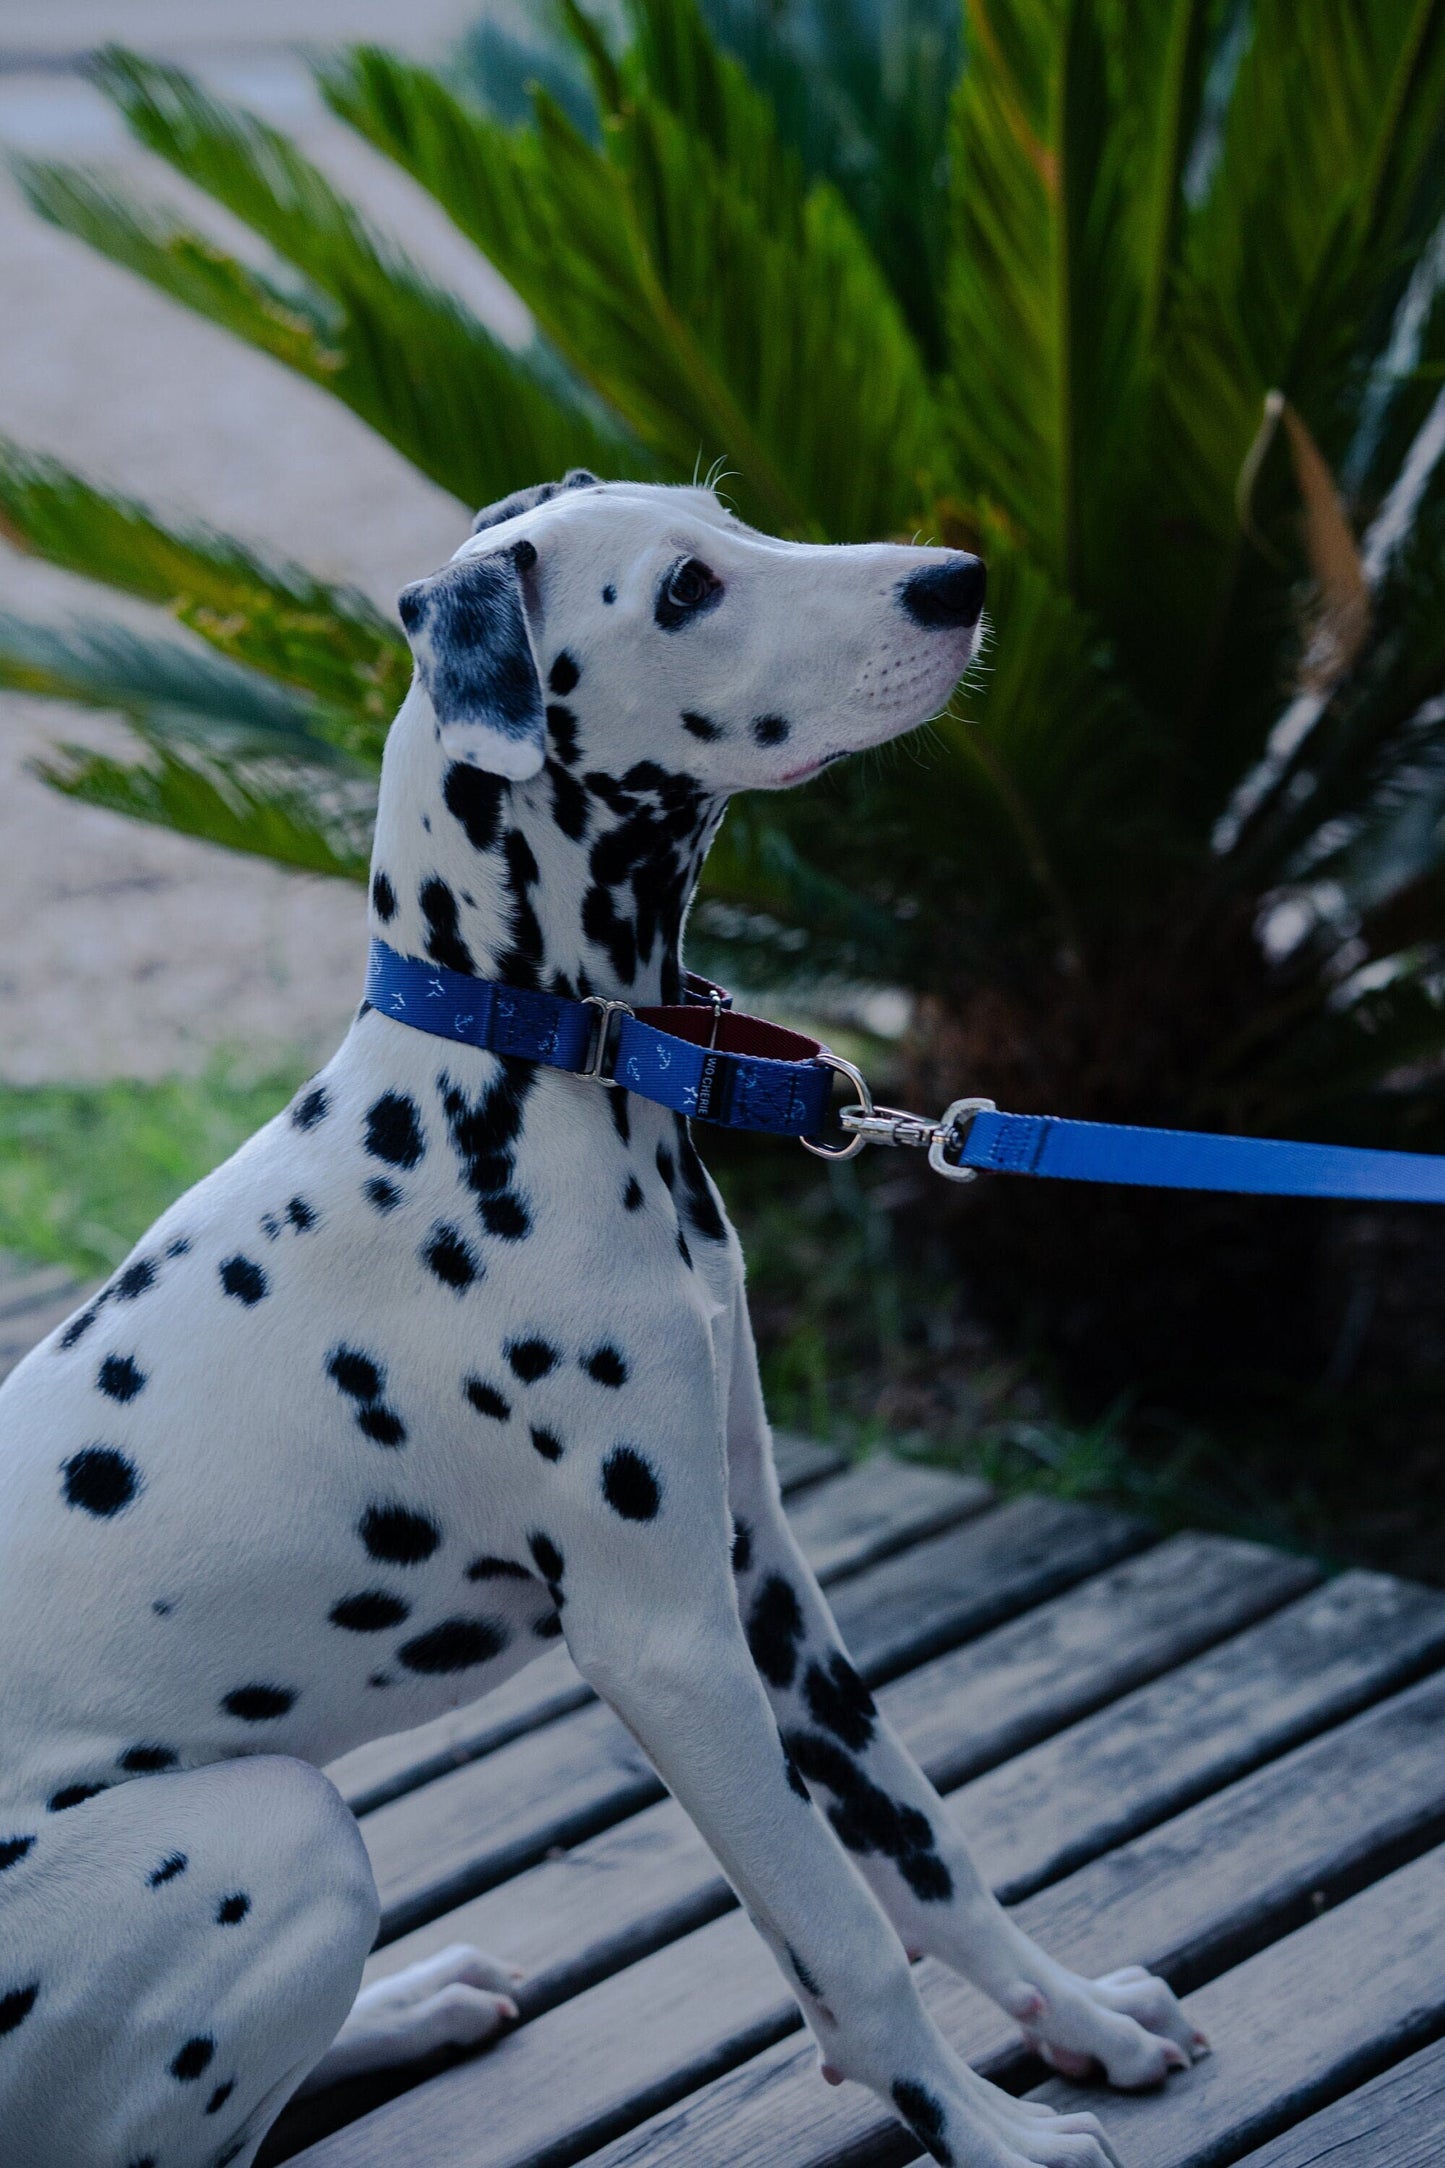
left=0, top=1023, right=740, bottom=1802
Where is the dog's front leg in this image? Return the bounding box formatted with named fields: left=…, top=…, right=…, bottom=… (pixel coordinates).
left=722, top=1285, right=1207, bottom=2094
left=551, top=1337, right=1125, bottom=2168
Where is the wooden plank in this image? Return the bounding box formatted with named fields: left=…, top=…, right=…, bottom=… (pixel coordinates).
left=546, top=1673, right=1445, bottom=2168
left=289, top=1656, right=1445, bottom=2168
left=0, top=1262, right=89, bottom=1384
left=1027, top=1847, right=1445, bottom=2168
left=365, top=1535, right=1315, bottom=2008
left=361, top=1499, right=1149, bottom=1942
left=1229, top=2037, right=1445, bottom=2168
left=770, top=1429, right=848, bottom=1492
left=327, top=1450, right=985, bottom=1817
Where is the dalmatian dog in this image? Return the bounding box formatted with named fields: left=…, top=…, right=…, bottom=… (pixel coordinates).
left=0, top=474, right=1206, bottom=2168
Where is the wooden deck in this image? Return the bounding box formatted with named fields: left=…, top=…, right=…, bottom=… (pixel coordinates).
left=4, top=1257, right=1444, bottom=2166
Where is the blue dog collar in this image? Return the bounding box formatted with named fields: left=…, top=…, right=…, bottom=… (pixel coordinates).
left=364, top=940, right=838, bottom=1139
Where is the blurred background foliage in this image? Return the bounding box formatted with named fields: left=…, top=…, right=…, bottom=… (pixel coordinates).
left=3, top=0, right=1445, bottom=1577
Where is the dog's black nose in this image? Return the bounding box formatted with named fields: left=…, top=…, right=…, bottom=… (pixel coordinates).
left=898, top=555, right=987, bottom=629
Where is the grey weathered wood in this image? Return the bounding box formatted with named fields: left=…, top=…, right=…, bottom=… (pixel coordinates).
left=958, top=1568, right=1445, bottom=1904
left=0, top=1259, right=89, bottom=1384
left=1229, top=2037, right=1445, bottom=2168
left=362, top=1498, right=1149, bottom=1940
left=551, top=1679, right=1445, bottom=2168
left=1027, top=1846, right=1445, bottom=2168
left=363, top=1534, right=1314, bottom=2008
left=782, top=1456, right=990, bottom=1585
left=327, top=1449, right=982, bottom=1816
left=770, top=1429, right=848, bottom=1492
left=290, top=1657, right=1445, bottom=2167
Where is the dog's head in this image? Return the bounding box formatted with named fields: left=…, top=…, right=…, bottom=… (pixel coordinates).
left=397, top=474, right=985, bottom=791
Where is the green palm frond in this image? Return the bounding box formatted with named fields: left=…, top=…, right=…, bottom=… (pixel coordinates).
left=0, top=440, right=406, bottom=745
left=324, top=3, right=942, bottom=540
left=36, top=736, right=373, bottom=882
left=20, top=52, right=638, bottom=510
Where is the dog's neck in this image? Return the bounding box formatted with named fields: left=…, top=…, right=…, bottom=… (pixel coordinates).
left=367, top=695, right=726, bottom=1008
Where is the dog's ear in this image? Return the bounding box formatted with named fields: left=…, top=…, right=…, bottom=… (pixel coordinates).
left=470, top=468, right=598, bottom=537
left=397, top=546, right=545, bottom=782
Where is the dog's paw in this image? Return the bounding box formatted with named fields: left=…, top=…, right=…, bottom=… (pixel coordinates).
left=1004, top=1962, right=1207, bottom=2091
left=312, top=1944, right=523, bottom=2086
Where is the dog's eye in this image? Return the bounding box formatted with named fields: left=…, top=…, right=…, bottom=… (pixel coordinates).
left=657, top=557, right=722, bottom=629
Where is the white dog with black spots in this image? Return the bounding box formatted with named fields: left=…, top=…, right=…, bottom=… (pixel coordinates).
left=0, top=475, right=1205, bottom=2168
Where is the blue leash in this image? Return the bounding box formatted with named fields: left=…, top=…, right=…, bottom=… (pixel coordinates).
left=365, top=941, right=1445, bottom=1204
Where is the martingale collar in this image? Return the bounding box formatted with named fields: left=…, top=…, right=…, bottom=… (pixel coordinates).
left=364, top=939, right=839, bottom=1139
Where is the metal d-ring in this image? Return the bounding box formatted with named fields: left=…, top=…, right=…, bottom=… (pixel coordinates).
left=800, top=1053, right=874, bottom=1160
left=927, top=1096, right=997, bottom=1182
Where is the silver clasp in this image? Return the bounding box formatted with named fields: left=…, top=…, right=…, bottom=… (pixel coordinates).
left=834, top=1091, right=996, bottom=1183
left=581, top=996, right=633, bottom=1086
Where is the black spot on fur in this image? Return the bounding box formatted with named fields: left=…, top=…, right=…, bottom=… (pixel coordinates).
left=481, top=1191, right=531, bottom=1240
left=783, top=1744, right=810, bottom=1800
left=119, top=1745, right=176, bottom=1774
left=602, top=583, right=616, bottom=604
left=674, top=1117, right=727, bottom=1240
left=0, top=1837, right=34, bottom=1872
left=287, top=1195, right=317, bottom=1232
left=785, top=1730, right=953, bottom=1902
left=420, top=876, right=475, bottom=975
left=676, top=1227, right=693, bottom=1268
left=59, top=1307, right=99, bottom=1349
left=357, top=1404, right=407, bottom=1447
left=892, top=2080, right=953, bottom=2166
left=329, top=1347, right=383, bottom=1402
left=371, top=870, right=397, bottom=921
left=549, top=651, right=580, bottom=695
left=582, top=1344, right=628, bottom=1387
left=206, top=2079, right=236, bottom=2115
left=151, top=1599, right=174, bottom=1617
left=166, top=1236, right=192, bottom=1258
left=464, top=1376, right=511, bottom=1421
left=467, top=1554, right=532, bottom=1581
left=580, top=1335, right=628, bottom=1387
left=747, top=1575, right=804, bottom=1689
left=731, top=1520, right=753, bottom=1574
left=444, top=761, right=506, bottom=852
left=548, top=757, right=590, bottom=840
left=751, top=714, right=791, bottom=746
left=331, top=1590, right=411, bottom=1632
left=0, top=1984, right=38, bottom=2036
left=62, top=1446, right=140, bottom=1518
left=216, top=1893, right=250, bottom=1927
left=365, top=1176, right=402, bottom=1213
left=608, top=1090, right=631, bottom=1146
left=219, top=1256, right=268, bottom=1306
left=530, top=1425, right=564, bottom=1462
left=366, top=1092, right=425, bottom=1168
left=681, top=710, right=721, bottom=740
left=397, top=1616, right=510, bottom=1673
left=221, top=1684, right=296, bottom=1723
left=623, top=1175, right=644, bottom=1211
left=115, top=1258, right=156, bottom=1301
left=601, top=1446, right=661, bottom=1521
left=170, top=2035, right=215, bottom=2081
left=148, top=1852, right=187, bottom=1887
left=528, top=1531, right=564, bottom=1587
left=291, top=1086, right=329, bottom=1131
left=787, top=1944, right=823, bottom=1999
left=506, top=1336, right=558, bottom=1382
left=98, top=1353, right=145, bottom=1402
left=534, top=1610, right=564, bottom=1638
left=804, top=1654, right=877, bottom=1752
left=547, top=704, right=583, bottom=768
left=48, top=1782, right=107, bottom=1812
left=656, top=1144, right=675, bottom=1188
left=422, top=1222, right=482, bottom=1290
left=360, top=1502, right=441, bottom=1565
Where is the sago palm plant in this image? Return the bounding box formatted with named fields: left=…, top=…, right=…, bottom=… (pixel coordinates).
left=3, top=0, right=1445, bottom=1431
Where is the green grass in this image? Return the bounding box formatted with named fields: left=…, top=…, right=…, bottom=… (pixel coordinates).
left=0, top=1059, right=305, bottom=1275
